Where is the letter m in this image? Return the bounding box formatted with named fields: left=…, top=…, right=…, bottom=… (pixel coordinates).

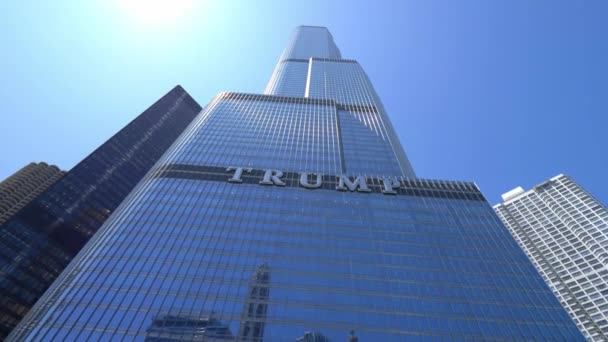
left=336, top=175, right=371, bottom=192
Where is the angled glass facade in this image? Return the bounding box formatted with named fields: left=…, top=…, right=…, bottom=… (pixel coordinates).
left=0, top=86, right=201, bottom=338
left=9, top=27, right=584, bottom=341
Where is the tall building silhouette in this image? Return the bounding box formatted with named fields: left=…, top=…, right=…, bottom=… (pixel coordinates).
left=0, top=86, right=201, bottom=338
left=0, top=162, right=65, bottom=226
left=495, top=174, right=608, bottom=341
left=9, top=26, right=583, bottom=341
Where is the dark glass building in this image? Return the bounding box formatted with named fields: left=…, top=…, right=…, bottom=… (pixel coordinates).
left=0, top=85, right=201, bottom=338
left=9, top=27, right=583, bottom=340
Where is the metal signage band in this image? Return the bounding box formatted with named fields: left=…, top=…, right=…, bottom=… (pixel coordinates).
left=153, top=164, right=485, bottom=201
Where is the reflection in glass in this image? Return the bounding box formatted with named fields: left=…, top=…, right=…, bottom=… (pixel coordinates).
left=238, top=263, right=270, bottom=342
left=296, top=331, right=331, bottom=342
left=144, top=313, right=234, bottom=341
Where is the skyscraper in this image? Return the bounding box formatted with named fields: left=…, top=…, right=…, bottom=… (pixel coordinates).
left=9, top=26, right=583, bottom=341
left=264, top=26, right=415, bottom=178
left=0, top=162, right=65, bottom=226
left=494, top=174, right=608, bottom=341
left=0, top=86, right=201, bottom=338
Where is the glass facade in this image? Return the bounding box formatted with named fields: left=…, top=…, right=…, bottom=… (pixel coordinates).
left=265, top=25, right=341, bottom=97
left=172, top=94, right=341, bottom=175
left=265, top=25, right=341, bottom=98
left=279, top=26, right=341, bottom=62
left=8, top=27, right=584, bottom=341
left=264, top=61, right=309, bottom=97
left=0, top=86, right=201, bottom=338
left=495, top=175, right=608, bottom=341
left=266, top=27, right=414, bottom=178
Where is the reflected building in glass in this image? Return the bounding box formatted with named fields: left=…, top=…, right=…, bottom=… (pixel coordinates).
left=9, top=26, right=584, bottom=340
left=144, top=313, right=234, bottom=341
left=296, top=331, right=331, bottom=342
left=238, top=263, right=270, bottom=341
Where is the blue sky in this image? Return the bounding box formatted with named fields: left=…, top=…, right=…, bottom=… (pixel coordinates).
left=0, top=0, right=606, bottom=205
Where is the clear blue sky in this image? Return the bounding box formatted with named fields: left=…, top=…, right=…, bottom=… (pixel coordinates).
left=1, top=0, right=606, bottom=205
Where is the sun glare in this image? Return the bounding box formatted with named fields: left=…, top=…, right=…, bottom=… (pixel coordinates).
left=117, top=0, right=195, bottom=28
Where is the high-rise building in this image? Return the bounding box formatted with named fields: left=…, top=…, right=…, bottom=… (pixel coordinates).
left=264, top=26, right=415, bottom=178
left=9, top=26, right=584, bottom=341
left=0, top=162, right=65, bottom=226
left=494, top=174, right=608, bottom=341
left=0, top=85, right=201, bottom=338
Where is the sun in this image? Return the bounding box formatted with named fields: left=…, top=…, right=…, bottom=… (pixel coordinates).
left=116, top=0, right=195, bottom=28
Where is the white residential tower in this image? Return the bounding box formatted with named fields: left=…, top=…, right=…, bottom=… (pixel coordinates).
left=495, top=174, right=608, bottom=341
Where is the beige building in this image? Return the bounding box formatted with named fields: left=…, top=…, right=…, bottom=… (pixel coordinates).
left=0, top=162, right=65, bottom=225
